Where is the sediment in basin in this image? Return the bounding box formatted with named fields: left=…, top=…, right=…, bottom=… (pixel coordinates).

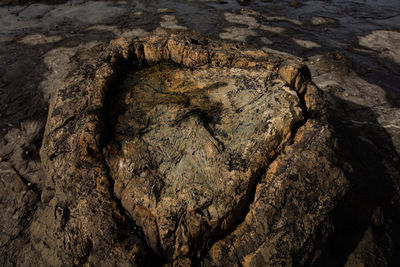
left=104, top=62, right=303, bottom=259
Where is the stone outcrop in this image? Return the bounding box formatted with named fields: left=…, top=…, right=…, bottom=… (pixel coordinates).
left=36, top=32, right=349, bottom=266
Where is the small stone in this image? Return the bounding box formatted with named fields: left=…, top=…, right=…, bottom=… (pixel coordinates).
left=334, top=53, right=343, bottom=60
left=41, top=188, right=55, bottom=203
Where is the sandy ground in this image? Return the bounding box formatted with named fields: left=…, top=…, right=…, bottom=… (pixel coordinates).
left=1, top=0, right=400, bottom=265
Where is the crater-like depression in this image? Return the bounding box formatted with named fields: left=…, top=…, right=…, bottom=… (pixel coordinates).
left=104, top=62, right=303, bottom=259
left=40, top=34, right=322, bottom=265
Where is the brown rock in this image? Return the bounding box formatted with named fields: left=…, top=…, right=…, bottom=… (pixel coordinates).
left=35, top=32, right=349, bottom=265
left=203, top=119, right=348, bottom=266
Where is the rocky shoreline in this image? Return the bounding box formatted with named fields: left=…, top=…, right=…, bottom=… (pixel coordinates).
left=1, top=1, right=399, bottom=266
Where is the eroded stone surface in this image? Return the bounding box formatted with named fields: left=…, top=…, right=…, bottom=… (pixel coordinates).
left=359, top=30, right=400, bottom=65
left=104, top=63, right=303, bottom=259
left=34, top=32, right=348, bottom=265
left=1, top=0, right=400, bottom=265
left=204, top=119, right=349, bottom=266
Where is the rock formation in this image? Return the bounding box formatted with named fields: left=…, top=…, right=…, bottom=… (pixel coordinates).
left=34, top=32, right=349, bottom=266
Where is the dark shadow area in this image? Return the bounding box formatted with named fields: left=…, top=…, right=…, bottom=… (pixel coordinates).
left=344, top=51, right=400, bottom=107
left=97, top=54, right=168, bottom=267
left=0, top=42, right=49, bottom=140
left=312, top=95, right=400, bottom=266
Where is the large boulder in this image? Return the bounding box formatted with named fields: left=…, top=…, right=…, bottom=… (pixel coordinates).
left=37, top=32, right=348, bottom=266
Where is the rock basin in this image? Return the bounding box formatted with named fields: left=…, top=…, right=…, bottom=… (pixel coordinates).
left=39, top=32, right=348, bottom=266
left=104, top=62, right=303, bottom=259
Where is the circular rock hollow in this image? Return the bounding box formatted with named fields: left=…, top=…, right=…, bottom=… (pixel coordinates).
left=40, top=33, right=323, bottom=265
left=104, top=63, right=303, bottom=259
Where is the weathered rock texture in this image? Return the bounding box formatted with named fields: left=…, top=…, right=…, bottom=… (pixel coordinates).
left=104, top=62, right=304, bottom=260
left=37, top=32, right=349, bottom=266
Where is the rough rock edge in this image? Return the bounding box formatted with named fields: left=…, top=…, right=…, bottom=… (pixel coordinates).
left=38, top=31, right=347, bottom=266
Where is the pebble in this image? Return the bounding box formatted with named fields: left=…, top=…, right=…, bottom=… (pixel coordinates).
left=334, top=53, right=343, bottom=60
